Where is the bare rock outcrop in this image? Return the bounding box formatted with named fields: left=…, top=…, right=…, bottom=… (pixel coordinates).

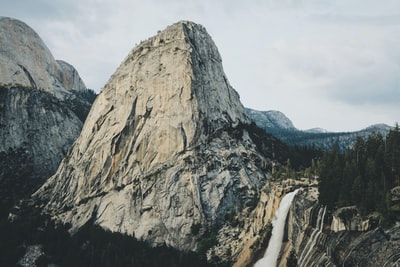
left=284, top=187, right=400, bottom=267
left=211, top=179, right=399, bottom=267
left=209, top=182, right=288, bottom=266
left=35, top=21, right=269, bottom=250
left=0, top=17, right=86, bottom=99
left=56, top=60, right=87, bottom=92
left=208, top=179, right=314, bottom=266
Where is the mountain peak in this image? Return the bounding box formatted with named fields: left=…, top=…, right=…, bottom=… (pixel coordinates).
left=164, top=20, right=206, bottom=32
left=106, top=21, right=249, bottom=138
left=305, top=127, right=328, bottom=133
left=36, top=21, right=266, bottom=250
left=0, top=16, right=86, bottom=98
left=153, top=20, right=208, bottom=40
left=363, top=123, right=392, bottom=132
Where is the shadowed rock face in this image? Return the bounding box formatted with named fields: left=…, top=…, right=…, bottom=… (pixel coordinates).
left=285, top=189, right=400, bottom=267
left=0, top=87, right=82, bottom=179
left=35, top=21, right=269, bottom=250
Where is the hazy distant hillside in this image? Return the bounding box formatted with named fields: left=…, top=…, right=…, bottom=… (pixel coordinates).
left=245, top=109, right=296, bottom=131
left=245, top=108, right=392, bottom=150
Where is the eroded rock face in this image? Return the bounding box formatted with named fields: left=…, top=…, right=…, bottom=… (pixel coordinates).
left=35, top=21, right=269, bottom=250
left=284, top=187, right=400, bottom=267
left=218, top=182, right=400, bottom=267
left=0, top=17, right=86, bottom=99
left=0, top=86, right=82, bottom=178
left=56, top=60, right=87, bottom=92
left=211, top=182, right=294, bottom=267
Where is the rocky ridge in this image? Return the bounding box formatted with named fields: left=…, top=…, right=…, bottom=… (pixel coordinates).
left=246, top=107, right=392, bottom=150
left=35, top=21, right=269, bottom=250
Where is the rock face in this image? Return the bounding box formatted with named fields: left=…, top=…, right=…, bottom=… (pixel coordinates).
left=0, top=17, right=89, bottom=208
left=283, top=188, right=400, bottom=267
left=0, top=17, right=86, bottom=99
left=210, top=181, right=399, bottom=267
left=208, top=181, right=296, bottom=266
left=0, top=86, right=82, bottom=178
left=35, top=21, right=269, bottom=250
left=56, top=60, right=87, bottom=92
left=206, top=179, right=316, bottom=266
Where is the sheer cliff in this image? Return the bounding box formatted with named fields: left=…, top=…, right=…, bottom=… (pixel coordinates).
left=35, top=21, right=269, bottom=250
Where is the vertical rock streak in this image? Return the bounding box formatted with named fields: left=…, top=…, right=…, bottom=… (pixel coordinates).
left=287, top=189, right=400, bottom=266
left=298, top=205, right=327, bottom=267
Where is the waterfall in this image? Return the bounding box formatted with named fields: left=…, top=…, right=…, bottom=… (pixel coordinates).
left=255, top=189, right=300, bottom=267
left=298, top=205, right=327, bottom=267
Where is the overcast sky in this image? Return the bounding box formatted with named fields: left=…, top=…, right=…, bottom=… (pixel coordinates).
left=2, top=0, right=399, bottom=131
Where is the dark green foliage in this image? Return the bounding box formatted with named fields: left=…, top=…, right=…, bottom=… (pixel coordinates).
left=239, top=122, right=322, bottom=172
left=191, top=223, right=201, bottom=235
left=46, top=224, right=211, bottom=267
left=74, top=88, right=98, bottom=104
left=318, top=146, right=343, bottom=209
left=338, top=208, right=357, bottom=222
left=64, top=88, right=97, bottom=122
left=386, top=123, right=400, bottom=186
left=285, top=145, right=323, bottom=171
left=0, top=146, right=36, bottom=219
left=286, top=249, right=298, bottom=267
left=0, top=203, right=212, bottom=267
left=318, top=126, right=400, bottom=223
left=0, top=202, right=47, bottom=266
left=197, top=231, right=217, bottom=255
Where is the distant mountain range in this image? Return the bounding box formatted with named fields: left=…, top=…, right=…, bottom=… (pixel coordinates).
left=246, top=108, right=393, bottom=150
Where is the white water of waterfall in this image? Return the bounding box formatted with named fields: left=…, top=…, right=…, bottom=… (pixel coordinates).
left=255, top=189, right=300, bottom=267
left=298, top=206, right=327, bottom=267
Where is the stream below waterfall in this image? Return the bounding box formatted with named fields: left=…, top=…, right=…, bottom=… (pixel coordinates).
left=255, top=189, right=300, bottom=267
